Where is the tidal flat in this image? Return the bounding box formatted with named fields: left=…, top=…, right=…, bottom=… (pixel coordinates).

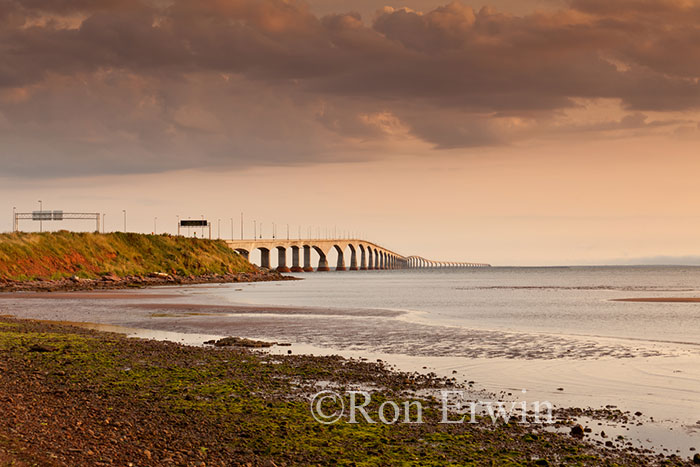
left=0, top=316, right=687, bottom=466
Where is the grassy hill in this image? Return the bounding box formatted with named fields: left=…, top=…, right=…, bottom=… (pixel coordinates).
left=0, top=231, right=256, bottom=281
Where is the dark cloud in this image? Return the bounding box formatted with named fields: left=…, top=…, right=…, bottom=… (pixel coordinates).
left=1, top=0, right=699, bottom=177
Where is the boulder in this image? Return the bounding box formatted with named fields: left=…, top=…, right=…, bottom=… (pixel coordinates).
left=570, top=424, right=584, bottom=438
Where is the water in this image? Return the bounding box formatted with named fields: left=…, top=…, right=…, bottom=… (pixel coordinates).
left=204, top=266, right=700, bottom=346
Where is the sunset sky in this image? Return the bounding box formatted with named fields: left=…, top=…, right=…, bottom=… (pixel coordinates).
left=2, top=0, right=700, bottom=265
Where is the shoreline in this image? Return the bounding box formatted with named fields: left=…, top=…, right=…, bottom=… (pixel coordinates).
left=0, top=316, right=690, bottom=466
left=1, top=280, right=699, bottom=463
left=0, top=270, right=297, bottom=293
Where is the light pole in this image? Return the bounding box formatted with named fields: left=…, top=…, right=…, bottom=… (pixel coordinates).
left=102, top=214, right=106, bottom=233
left=122, top=210, right=126, bottom=232
left=254, top=220, right=256, bottom=240
left=240, top=212, right=243, bottom=240
left=154, top=217, right=157, bottom=234
left=12, top=207, right=16, bottom=233
left=177, top=215, right=180, bottom=236
left=230, top=218, right=234, bottom=241
left=218, top=219, right=221, bottom=239
left=38, top=200, right=43, bottom=233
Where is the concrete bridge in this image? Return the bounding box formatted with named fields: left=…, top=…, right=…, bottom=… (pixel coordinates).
left=406, top=256, right=490, bottom=269
left=225, top=239, right=490, bottom=272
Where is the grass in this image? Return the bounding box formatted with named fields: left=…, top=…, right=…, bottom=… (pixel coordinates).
left=0, top=231, right=255, bottom=281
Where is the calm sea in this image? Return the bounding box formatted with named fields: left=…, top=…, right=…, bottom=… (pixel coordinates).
left=204, top=266, right=700, bottom=348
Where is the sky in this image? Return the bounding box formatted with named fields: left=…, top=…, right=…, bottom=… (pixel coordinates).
left=1, top=0, right=700, bottom=266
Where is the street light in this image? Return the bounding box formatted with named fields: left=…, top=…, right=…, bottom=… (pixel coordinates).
left=12, top=207, right=16, bottom=233
left=122, top=210, right=126, bottom=232
left=102, top=213, right=106, bottom=233
left=154, top=217, right=158, bottom=234
left=218, top=218, right=221, bottom=239
left=230, top=218, right=234, bottom=241
left=38, top=200, right=42, bottom=233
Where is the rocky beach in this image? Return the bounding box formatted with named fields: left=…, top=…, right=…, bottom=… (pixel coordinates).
left=0, top=316, right=692, bottom=466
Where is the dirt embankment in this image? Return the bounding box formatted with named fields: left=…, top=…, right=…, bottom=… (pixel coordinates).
left=0, top=231, right=291, bottom=291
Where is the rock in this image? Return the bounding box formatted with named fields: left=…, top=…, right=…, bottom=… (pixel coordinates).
left=210, top=337, right=274, bottom=348
left=570, top=424, right=585, bottom=438
left=69, top=275, right=81, bottom=283
left=693, top=453, right=700, bottom=464
left=605, top=441, right=614, bottom=447
left=102, top=274, right=120, bottom=282
left=29, top=343, right=58, bottom=352
left=148, top=272, right=171, bottom=279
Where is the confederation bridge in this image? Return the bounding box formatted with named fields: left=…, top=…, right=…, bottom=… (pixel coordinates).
left=225, top=239, right=490, bottom=272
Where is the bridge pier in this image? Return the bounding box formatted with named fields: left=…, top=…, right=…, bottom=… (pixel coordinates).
left=349, top=246, right=358, bottom=270
left=290, top=246, right=303, bottom=272
left=317, top=249, right=330, bottom=271
left=276, top=247, right=291, bottom=273
left=303, top=246, right=314, bottom=272
left=367, top=248, right=374, bottom=270
left=260, top=248, right=271, bottom=269
left=360, top=246, right=367, bottom=270
left=335, top=246, right=346, bottom=271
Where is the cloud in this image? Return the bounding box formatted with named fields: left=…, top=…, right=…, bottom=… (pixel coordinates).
left=1, top=0, right=700, bottom=177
